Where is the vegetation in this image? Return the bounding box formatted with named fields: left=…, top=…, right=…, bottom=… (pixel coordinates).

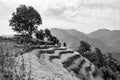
left=44, top=28, right=51, bottom=37
left=9, top=5, right=42, bottom=38
left=0, top=5, right=41, bottom=80
left=78, top=41, right=91, bottom=54
left=0, top=4, right=61, bottom=79
left=77, top=41, right=120, bottom=80
left=9, top=4, right=59, bottom=46
left=43, top=28, right=59, bottom=45
left=0, top=41, right=23, bottom=79
left=1, top=4, right=120, bottom=80
left=35, top=29, right=44, bottom=40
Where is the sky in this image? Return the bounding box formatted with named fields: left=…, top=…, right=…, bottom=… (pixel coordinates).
left=0, top=0, right=120, bottom=35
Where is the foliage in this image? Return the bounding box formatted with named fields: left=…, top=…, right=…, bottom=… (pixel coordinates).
left=0, top=44, right=16, bottom=80
left=43, top=28, right=59, bottom=45
left=34, top=28, right=59, bottom=45
left=77, top=40, right=120, bottom=80
left=78, top=41, right=91, bottom=54
left=35, top=29, right=44, bottom=40
left=9, top=5, right=42, bottom=37
left=49, top=35, right=59, bottom=45
left=44, top=28, right=51, bottom=37
left=0, top=40, right=36, bottom=80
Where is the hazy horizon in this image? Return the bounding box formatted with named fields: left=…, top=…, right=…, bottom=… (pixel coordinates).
left=1, top=28, right=120, bottom=36
left=0, top=0, right=120, bottom=35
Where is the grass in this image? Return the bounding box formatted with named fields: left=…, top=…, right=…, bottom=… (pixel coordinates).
left=0, top=38, right=33, bottom=80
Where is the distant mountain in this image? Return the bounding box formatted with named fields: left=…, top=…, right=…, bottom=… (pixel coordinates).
left=50, top=28, right=80, bottom=49
left=89, top=29, right=120, bottom=48
left=65, top=29, right=112, bottom=52
left=50, top=28, right=112, bottom=53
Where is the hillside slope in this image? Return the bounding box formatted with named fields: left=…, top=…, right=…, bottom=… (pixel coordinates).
left=89, top=29, right=120, bottom=48
left=15, top=49, right=79, bottom=80
left=51, top=28, right=111, bottom=52
left=51, top=28, right=80, bottom=49
left=15, top=47, right=103, bottom=80
left=65, top=29, right=111, bottom=52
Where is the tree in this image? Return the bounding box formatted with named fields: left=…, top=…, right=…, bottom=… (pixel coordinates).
left=44, top=28, right=51, bottom=37
left=35, top=29, right=44, bottom=40
left=50, top=36, right=58, bottom=44
left=95, top=48, right=104, bottom=67
left=9, top=5, right=42, bottom=38
left=78, top=41, right=91, bottom=54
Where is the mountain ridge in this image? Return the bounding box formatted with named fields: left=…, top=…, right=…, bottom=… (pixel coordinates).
left=50, top=28, right=113, bottom=53
left=89, top=29, right=120, bottom=48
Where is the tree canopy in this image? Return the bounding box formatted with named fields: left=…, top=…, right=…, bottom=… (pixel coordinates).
left=78, top=41, right=91, bottom=54
left=77, top=41, right=120, bottom=80
left=44, top=28, right=51, bottom=37
left=35, top=29, right=44, bottom=40
left=9, top=5, right=42, bottom=38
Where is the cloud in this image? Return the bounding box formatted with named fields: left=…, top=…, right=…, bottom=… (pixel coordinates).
left=43, top=0, right=120, bottom=22
left=0, top=0, right=120, bottom=34
left=44, top=6, right=67, bottom=18
left=42, top=0, right=120, bottom=33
